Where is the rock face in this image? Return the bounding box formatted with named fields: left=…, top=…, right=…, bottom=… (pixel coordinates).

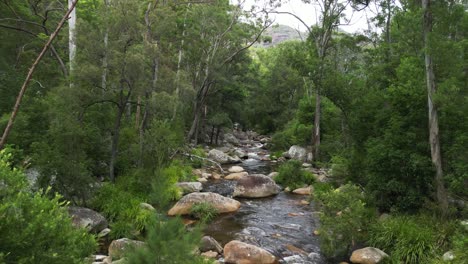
left=176, top=182, right=203, bottom=194
left=350, top=247, right=388, bottom=264
left=225, top=171, right=248, bottom=180
left=108, top=238, right=145, bottom=260
left=167, top=192, right=241, bottom=216
left=287, top=145, right=307, bottom=162
left=200, top=236, right=223, bottom=253
left=224, top=240, right=277, bottom=264
left=228, top=166, right=245, bottom=173
left=208, top=149, right=241, bottom=164
left=292, top=186, right=313, bottom=195
left=233, top=174, right=281, bottom=198
left=68, top=206, right=108, bottom=233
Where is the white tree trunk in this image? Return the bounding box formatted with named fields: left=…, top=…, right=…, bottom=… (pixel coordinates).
left=422, top=0, right=448, bottom=214
left=68, top=0, right=77, bottom=75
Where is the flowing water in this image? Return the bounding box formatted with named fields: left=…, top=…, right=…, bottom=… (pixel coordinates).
left=202, top=142, right=325, bottom=264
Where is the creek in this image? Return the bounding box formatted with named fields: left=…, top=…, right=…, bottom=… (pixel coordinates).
left=202, top=141, right=325, bottom=264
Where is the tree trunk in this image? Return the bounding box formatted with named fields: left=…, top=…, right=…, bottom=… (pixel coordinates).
left=68, top=0, right=77, bottom=77
left=422, top=0, right=448, bottom=215
left=109, top=105, right=125, bottom=182
left=312, top=87, right=321, bottom=161
left=0, top=0, right=79, bottom=150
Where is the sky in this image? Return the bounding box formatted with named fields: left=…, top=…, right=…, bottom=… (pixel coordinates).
left=238, top=0, right=384, bottom=34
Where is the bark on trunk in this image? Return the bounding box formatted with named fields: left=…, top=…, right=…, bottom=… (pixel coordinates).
left=422, top=0, right=448, bottom=215
left=68, top=0, right=77, bottom=76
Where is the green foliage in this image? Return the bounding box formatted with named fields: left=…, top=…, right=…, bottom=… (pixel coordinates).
left=90, top=180, right=153, bottom=240
left=315, top=184, right=376, bottom=260
left=0, top=150, right=96, bottom=264
left=274, top=160, right=315, bottom=190
left=190, top=147, right=207, bottom=168
left=126, top=216, right=212, bottom=264
left=369, top=215, right=456, bottom=264
left=190, top=202, right=219, bottom=223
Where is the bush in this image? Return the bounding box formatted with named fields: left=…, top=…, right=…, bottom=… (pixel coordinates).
left=0, top=150, right=96, bottom=264
left=369, top=215, right=455, bottom=264
left=270, top=120, right=312, bottom=151
left=126, top=216, right=212, bottom=264
left=274, top=160, right=316, bottom=189
left=90, top=181, right=153, bottom=240
left=315, top=184, right=376, bottom=260
left=190, top=202, right=219, bottom=223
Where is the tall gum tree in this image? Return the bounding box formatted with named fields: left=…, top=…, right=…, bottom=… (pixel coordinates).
left=422, top=0, right=448, bottom=215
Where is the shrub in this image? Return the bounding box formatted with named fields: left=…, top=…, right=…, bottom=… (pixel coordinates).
left=315, top=184, right=376, bottom=260
left=190, top=202, right=219, bottom=223
left=90, top=181, right=152, bottom=240
left=274, top=160, right=315, bottom=189
left=126, top=216, right=212, bottom=264
left=369, top=215, right=454, bottom=264
left=189, top=147, right=207, bottom=168
left=0, top=150, right=96, bottom=263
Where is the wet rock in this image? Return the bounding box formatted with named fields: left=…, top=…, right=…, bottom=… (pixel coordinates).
left=234, top=149, right=248, bottom=159
left=233, top=174, right=281, bottom=198
left=108, top=238, right=145, bottom=260
left=287, top=145, right=307, bottom=162
left=350, top=247, right=388, bottom=264
left=68, top=207, right=108, bottom=233
left=224, top=240, right=277, bottom=264
left=177, top=182, right=203, bottom=194
left=292, top=186, right=313, bottom=195
left=225, top=172, right=248, bottom=180
left=167, top=192, right=241, bottom=216
left=228, top=166, right=245, bottom=173
left=200, top=236, right=223, bottom=253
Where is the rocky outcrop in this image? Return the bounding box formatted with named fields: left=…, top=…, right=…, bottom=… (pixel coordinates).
left=224, top=240, right=277, bottom=264
left=167, top=192, right=241, bottom=216
left=68, top=206, right=108, bottom=233
left=224, top=133, right=240, bottom=146
left=233, top=174, right=281, bottom=198
left=292, top=186, right=313, bottom=195
left=350, top=247, right=388, bottom=264
left=108, top=238, right=145, bottom=260
left=176, top=182, right=203, bottom=194
left=200, top=236, right=223, bottom=253
left=208, top=149, right=241, bottom=164
left=225, top=171, right=248, bottom=180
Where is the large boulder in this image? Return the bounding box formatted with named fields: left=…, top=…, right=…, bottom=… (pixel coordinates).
left=287, top=145, right=308, bottom=162
left=224, top=133, right=240, bottom=146
left=233, top=174, right=281, bottom=198
left=350, top=247, right=388, bottom=264
left=68, top=206, right=108, bottom=233
left=208, top=149, right=241, bottom=164
left=108, top=238, right=145, bottom=260
left=200, top=236, right=223, bottom=253
left=225, top=171, right=248, bottom=180
left=167, top=192, right=241, bottom=216
left=224, top=240, right=277, bottom=264
left=176, top=182, right=203, bottom=194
